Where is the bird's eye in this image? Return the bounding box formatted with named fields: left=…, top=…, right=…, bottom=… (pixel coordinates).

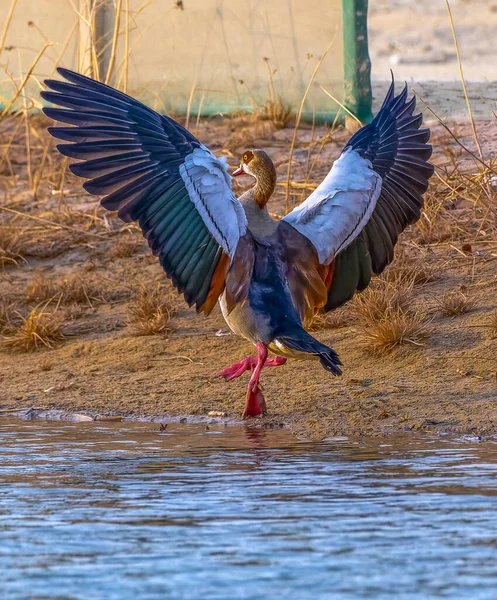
left=243, top=153, right=248, bottom=161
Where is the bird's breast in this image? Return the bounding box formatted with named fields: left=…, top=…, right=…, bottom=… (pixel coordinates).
left=220, top=291, right=272, bottom=344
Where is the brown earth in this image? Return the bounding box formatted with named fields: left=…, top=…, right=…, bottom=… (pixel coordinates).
left=369, top=0, right=497, bottom=121
left=1, top=111, right=497, bottom=439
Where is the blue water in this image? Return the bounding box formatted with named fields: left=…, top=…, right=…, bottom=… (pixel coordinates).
left=1, top=418, right=497, bottom=599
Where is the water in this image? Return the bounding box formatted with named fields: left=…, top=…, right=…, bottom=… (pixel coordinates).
left=1, top=418, right=497, bottom=600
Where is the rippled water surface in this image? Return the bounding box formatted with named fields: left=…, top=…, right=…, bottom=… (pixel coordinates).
left=2, top=418, right=497, bottom=599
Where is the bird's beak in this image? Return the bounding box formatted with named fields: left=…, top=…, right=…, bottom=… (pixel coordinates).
left=232, top=164, right=244, bottom=177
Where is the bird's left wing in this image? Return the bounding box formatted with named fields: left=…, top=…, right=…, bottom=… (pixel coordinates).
left=41, top=68, right=247, bottom=314
left=284, top=78, right=434, bottom=312
left=283, top=147, right=382, bottom=265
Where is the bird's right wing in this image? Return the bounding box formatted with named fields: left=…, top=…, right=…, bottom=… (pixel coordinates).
left=284, top=77, right=434, bottom=313
left=42, top=68, right=248, bottom=314
left=283, top=147, right=382, bottom=265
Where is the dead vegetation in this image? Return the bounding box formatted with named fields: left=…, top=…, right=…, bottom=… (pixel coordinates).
left=352, top=279, right=415, bottom=324
left=0, top=224, right=25, bottom=267
left=127, top=284, right=176, bottom=336
left=225, top=119, right=275, bottom=153
left=38, top=358, right=54, bottom=371
left=382, top=250, right=437, bottom=286
left=352, top=279, right=431, bottom=354
left=0, top=302, right=15, bottom=334
left=2, top=307, right=65, bottom=352
left=485, top=310, right=497, bottom=338
left=258, top=97, right=293, bottom=130
left=62, top=304, right=87, bottom=322
left=435, top=291, right=476, bottom=316
left=309, top=307, right=350, bottom=331
left=109, top=234, right=142, bottom=258
left=357, top=310, right=430, bottom=354
left=251, top=56, right=294, bottom=130
left=25, top=273, right=107, bottom=306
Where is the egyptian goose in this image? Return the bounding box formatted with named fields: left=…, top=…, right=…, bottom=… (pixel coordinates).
left=41, top=69, right=434, bottom=418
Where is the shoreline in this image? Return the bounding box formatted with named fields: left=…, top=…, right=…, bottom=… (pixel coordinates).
left=0, top=402, right=491, bottom=440
left=2, top=117, right=497, bottom=441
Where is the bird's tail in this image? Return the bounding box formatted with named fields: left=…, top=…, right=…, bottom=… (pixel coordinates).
left=275, top=329, right=343, bottom=376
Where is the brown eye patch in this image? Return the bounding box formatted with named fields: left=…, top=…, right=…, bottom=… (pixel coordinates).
left=243, top=150, right=254, bottom=163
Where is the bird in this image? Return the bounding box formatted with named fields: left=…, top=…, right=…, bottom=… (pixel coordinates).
left=41, top=68, right=434, bottom=419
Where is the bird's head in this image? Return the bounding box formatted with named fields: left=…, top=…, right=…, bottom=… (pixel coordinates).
left=232, top=149, right=276, bottom=207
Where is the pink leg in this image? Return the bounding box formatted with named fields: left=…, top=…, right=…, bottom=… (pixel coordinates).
left=216, top=354, right=286, bottom=382
left=216, top=356, right=258, bottom=381
left=243, top=342, right=268, bottom=419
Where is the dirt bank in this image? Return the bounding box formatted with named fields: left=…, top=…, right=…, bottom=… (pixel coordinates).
left=369, top=0, right=497, bottom=120
left=1, top=106, right=497, bottom=439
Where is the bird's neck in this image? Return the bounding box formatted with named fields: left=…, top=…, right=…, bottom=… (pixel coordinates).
left=240, top=191, right=277, bottom=237
left=252, top=170, right=276, bottom=208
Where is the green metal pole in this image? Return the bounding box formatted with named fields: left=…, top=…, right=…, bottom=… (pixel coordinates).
left=342, top=0, right=373, bottom=123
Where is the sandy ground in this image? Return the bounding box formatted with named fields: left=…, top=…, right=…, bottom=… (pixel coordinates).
left=1, top=109, right=497, bottom=438
left=369, top=0, right=497, bottom=119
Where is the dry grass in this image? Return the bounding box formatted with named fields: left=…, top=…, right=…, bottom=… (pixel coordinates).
left=127, top=284, right=176, bottom=336
left=415, top=189, right=463, bottom=245
left=382, top=251, right=437, bottom=286
left=351, top=278, right=430, bottom=353
left=62, top=305, right=87, bottom=321
left=435, top=291, right=476, bottom=316
left=0, top=224, right=25, bottom=267
left=39, top=358, right=54, bottom=371
left=41, top=208, right=99, bottom=228
left=485, top=310, right=497, bottom=338
left=109, top=234, right=142, bottom=258
left=257, top=97, right=293, bottom=129
left=352, top=279, right=415, bottom=324
left=309, top=307, right=350, bottom=331
left=358, top=310, right=430, bottom=354
left=0, top=302, right=15, bottom=334
left=25, top=273, right=107, bottom=305
left=224, top=120, right=274, bottom=153
left=416, top=214, right=464, bottom=245
left=2, top=307, right=65, bottom=352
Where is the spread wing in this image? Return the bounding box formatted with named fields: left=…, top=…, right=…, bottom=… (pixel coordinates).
left=284, top=77, right=434, bottom=312
left=41, top=68, right=247, bottom=314
left=283, top=147, right=382, bottom=265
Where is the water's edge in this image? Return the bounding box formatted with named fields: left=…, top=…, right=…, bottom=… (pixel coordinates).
left=0, top=406, right=487, bottom=445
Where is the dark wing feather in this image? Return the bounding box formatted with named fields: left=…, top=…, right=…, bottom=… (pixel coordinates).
left=324, top=76, right=434, bottom=312
left=42, top=68, right=246, bottom=314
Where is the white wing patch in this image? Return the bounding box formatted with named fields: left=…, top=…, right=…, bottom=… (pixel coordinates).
left=180, top=146, right=247, bottom=258
left=283, top=148, right=382, bottom=265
